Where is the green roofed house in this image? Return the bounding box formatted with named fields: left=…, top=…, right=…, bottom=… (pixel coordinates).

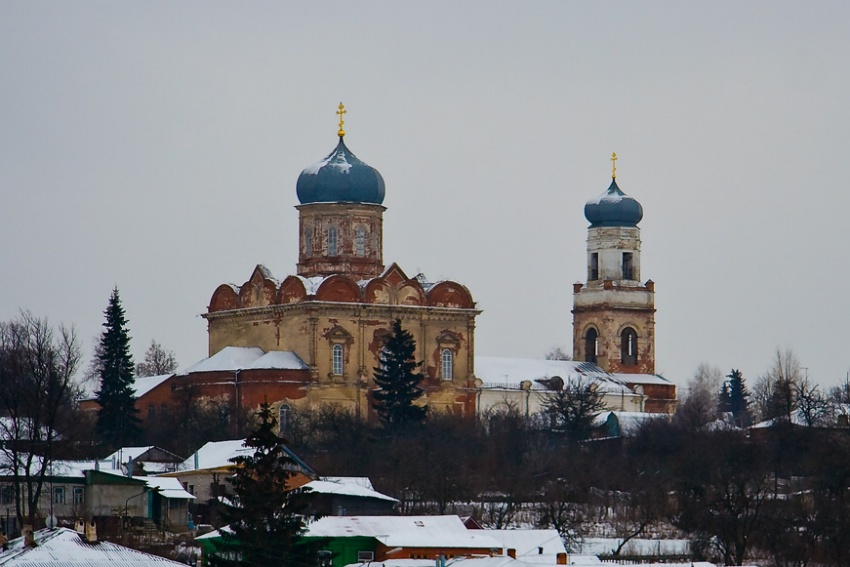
left=198, top=515, right=502, bottom=567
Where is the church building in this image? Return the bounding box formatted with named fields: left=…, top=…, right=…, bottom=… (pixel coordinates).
left=195, top=106, right=481, bottom=418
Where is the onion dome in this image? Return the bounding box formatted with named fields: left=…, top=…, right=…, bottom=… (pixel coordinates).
left=584, top=153, right=643, bottom=227
left=584, top=178, right=643, bottom=227
left=296, top=104, right=385, bottom=205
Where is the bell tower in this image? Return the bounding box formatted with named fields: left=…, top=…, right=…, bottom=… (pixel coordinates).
left=572, top=154, right=656, bottom=374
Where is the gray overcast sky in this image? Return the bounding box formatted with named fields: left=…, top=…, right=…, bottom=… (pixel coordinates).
left=2, top=2, right=848, bottom=390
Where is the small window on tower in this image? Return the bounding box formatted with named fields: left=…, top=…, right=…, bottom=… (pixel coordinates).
left=355, top=226, right=366, bottom=257
left=621, top=327, right=638, bottom=366
left=622, top=252, right=634, bottom=280
left=585, top=328, right=598, bottom=363
left=328, top=227, right=338, bottom=256
left=305, top=232, right=313, bottom=256
left=590, top=253, right=599, bottom=281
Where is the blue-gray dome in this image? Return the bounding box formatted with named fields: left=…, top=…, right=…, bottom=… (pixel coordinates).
left=584, top=178, right=643, bottom=227
left=296, top=137, right=385, bottom=205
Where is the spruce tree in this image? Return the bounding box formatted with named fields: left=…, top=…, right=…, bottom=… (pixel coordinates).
left=727, top=368, right=752, bottom=427
left=210, top=403, right=317, bottom=567
left=372, top=319, right=427, bottom=426
left=95, top=287, right=140, bottom=449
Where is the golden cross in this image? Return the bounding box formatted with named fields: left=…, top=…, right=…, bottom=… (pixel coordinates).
left=611, top=152, right=617, bottom=179
left=337, top=102, right=347, bottom=137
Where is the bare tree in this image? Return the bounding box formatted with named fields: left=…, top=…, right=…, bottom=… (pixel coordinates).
left=752, top=348, right=803, bottom=422
left=0, top=312, right=81, bottom=531
left=136, top=339, right=178, bottom=377
left=545, top=347, right=571, bottom=361
left=674, top=363, right=722, bottom=431
left=796, top=378, right=831, bottom=427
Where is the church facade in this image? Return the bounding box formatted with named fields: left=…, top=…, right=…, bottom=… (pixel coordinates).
left=199, top=110, right=480, bottom=418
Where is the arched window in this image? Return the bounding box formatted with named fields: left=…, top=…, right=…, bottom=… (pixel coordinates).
left=147, top=404, right=156, bottom=420
left=332, top=344, right=344, bottom=375
left=621, top=327, right=638, bottom=365
left=441, top=349, right=453, bottom=380
left=305, top=232, right=313, bottom=256
left=328, top=226, right=338, bottom=256
left=355, top=226, right=366, bottom=257
left=585, top=328, right=598, bottom=363
left=160, top=404, right=168, bottom=421
left=279, top=404, right=291, bottom=434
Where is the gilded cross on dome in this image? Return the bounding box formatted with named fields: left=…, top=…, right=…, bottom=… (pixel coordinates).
left=611, top=152, right=618, bottom=179
left=337, top=102, right=347, bottom=137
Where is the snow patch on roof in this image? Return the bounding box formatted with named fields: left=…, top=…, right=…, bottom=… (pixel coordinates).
left=144, top=476, right=195, bottom=500
left=132, top=374, right=173, bottom=397
left=250, top=351, right=308, bottom=370
left=177, top=439, right=252, bottom=471
left=0, top=527, right=188, bottom=565
left=484, top=530, right=566, bottom=564
left=305, top=515, right=501, bottom=549
left=611, top=373, right=673, bottom=386
left=180, top=347, right=308, bottom=374
left=475, top=357, right=629, bottom=393
left=304, top=478, right=397, bottom=503
left=180, top=346, right=264, bottom=374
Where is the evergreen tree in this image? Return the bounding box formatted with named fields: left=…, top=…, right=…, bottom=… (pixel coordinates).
left=95, top=287, right=140, bottom=449
left=210, top=403, right=317, bottom=567
left=727, top=368, right=752, bottom=427
left=717, top=382, right=732, bottom=415
left=372, top=319, right=427, bottom=426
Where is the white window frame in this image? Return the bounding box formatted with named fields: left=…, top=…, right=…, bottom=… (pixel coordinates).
left=332, top=344, right=344, bottom=375
left=441, top=349, right=453, bottom=380
left=53, top=486, right=65, bottom=505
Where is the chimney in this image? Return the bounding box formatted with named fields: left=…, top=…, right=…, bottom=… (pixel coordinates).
left=557, top=553, right=567, bottom=565
left=22, top=525, right=35, bottom=548
left=194, top=451, right=199, bottom=470
left=74, top=519, right=85, bottom=534
left=85, top=521, right=97, bottom=543
left=507, top=549, right=516, bottom=559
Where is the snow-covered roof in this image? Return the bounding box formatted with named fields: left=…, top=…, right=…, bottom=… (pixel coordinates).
left=175, top=438, right=312, bottom=474
left=104, top=447, right=154, bottom=465
left=321, top=476, right=375, bottom=490
left=345, top=558, right=548, bottom=567
left=475, top=357, right=629, bottom=394
left=305, top=515, right=501, bottom=549
left=0, top=457, right=111, bottom=479
left=180, top=346, right=307, bottom=374
left=131, top=374, right=173, bottom=397
left=304, top=478, right=397, bottom=503
left=610, top=373, right=673, bottom=386
left=251, top=351, right=308, bottom=370
left=592, top=411, right=670, bottom=435
left=143, top=477, right=195, bottom=500
left=484, top=530, right=566, bottom=564
left=177, top=439, right=252, bottom=470
left=0, top=527, right=188, bottom=566
left=180, top=347, right=265, bottom=374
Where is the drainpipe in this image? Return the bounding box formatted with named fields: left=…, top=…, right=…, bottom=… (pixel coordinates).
left=234, top=369, right=242, bottom=435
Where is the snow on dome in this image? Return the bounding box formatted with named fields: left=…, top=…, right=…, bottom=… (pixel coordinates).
left=584, top=178, right=643, bottom=228
left=296, top=137, right=385, bottom=205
